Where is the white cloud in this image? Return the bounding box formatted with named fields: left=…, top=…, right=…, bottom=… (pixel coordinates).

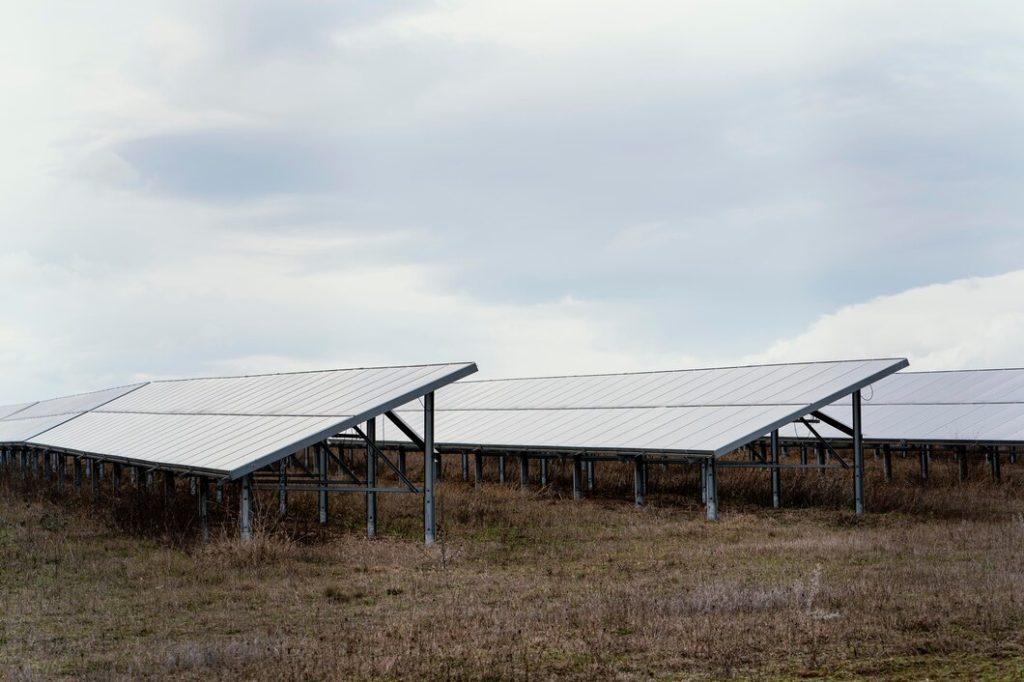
left=750, top=270, right=1024, bottom=370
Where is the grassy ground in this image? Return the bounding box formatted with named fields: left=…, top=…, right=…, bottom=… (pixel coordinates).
left=2, top=453, right=1024, bottom=680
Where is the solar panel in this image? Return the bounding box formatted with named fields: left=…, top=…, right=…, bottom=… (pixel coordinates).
left=21, top=363, right=477, bottom=478
left=391, top=358, right=907, bottom=457
left=0, top=384, right=145, bottom=441
left=789, top=368, right=1024, bottom=444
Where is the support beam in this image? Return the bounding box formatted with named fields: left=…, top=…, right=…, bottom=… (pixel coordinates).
left=498, top=454, right=506, bottom=483
left=474, top=451, right=483, bottom=486
left=919, top=444, right=929, bottom=481
left=572, top=456, right=582, bottom=501
left=366, top=418, right=377, bottom=538
left=700, top=460, right=707, bottom=504
left=318, top=444, right=329, bottom=525
left=519, top=454, right=529, bottom=490
left=882, top=444, right=893, bottom=482
left=239, top=475, right=253, bottom=541
left=991, top=445, right=1001, bottom=482
left=90, top=460, right=99, bottom=501
left=770, top=430, right=781, bottom=510
left=706, top=457, right=718, bottom=521
left=540, top=457, right=549, bottom=486
left=278, top=458, right=288, bottom=516
left=799, top=444, right=808, bottom=467
left=461, top=453, right=469, bottom=482
left=633, top=456, right=646, bottom=507
left=853, top=390, right=865, bottom=515
left=586, top=460, right=596, bottom=492
left=398, top=446, right=407, bottom=476
left=198, top=477, right=209, bottom=543
left=423, top=392, right=436, bottom=545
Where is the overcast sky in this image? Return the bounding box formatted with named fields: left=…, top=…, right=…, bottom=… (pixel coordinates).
left=1, top=1, right=1023, bottom=402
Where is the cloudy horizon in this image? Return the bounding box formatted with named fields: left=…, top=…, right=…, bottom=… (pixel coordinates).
left=2, top=1, right=1023, bottom=403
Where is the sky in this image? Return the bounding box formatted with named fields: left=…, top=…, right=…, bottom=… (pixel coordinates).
left=1, top=1, right=1023, bottom=402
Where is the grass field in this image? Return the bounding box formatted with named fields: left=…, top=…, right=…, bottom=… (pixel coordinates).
left=2, top=452, right=1024, bottom=680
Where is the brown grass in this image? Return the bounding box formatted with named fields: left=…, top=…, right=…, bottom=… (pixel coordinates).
left=2, top=453, right=1024, bottom=680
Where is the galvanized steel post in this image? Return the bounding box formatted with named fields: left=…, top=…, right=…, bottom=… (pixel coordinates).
left=474, top=451, right=483, bottom=486
left=771, top=430, right=781, bottom=510
left=278, top=458, right=288, bottom=516
left=74, top=457, right=83, bottom=491
left=920, top=444, right=929, bottom=481
left=991, top=445, right=1001, bottom=482
left=366, top=418, right=377, bottom=538
left=633, top=456, right=646, bottom=507
left=700, top=460, right=707, bottom=504
left=519, top=454, right=529, bottom=490
left=882, top=444, right=892, bottom=482
left=705, top=457, right=718, bottom=521
left=90, top=460, right=99, bottom=501
left=853, top=390, right=865, bottom=515
left=423, top=391, right=436, bottom=545
left=572, top=456, right=582, bottom=501
left=111, top=463, right=121, bottom=495
left=398, top=446, right=407, bottom=476
left=198, top=477, right=209, bottom=543
left=586, top=460, right=595, bottom=491
left=540, top=457, right=549, bottom=486
left=239, top=475, right=253, bottom=541
left=461, top=453, right=469, bottom=482
left=318, top=444, right=329, bottom=525
left=498, top=454, right=506, bottom=483
left=958, top=445, right=968, bottom=482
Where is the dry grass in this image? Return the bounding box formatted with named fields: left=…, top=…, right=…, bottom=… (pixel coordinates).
left=2, top=453, right=1024, bottom=680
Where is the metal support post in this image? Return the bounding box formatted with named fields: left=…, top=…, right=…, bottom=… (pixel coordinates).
left=57, top=454, right=66, bottom=488
left=198, top=477, right=209, bottom=543
left=816, top=443, right=826, bottom=470
left=572, top=456, right=582, bottom=500
left=883, top=444, right=892, bottom=482
left=239, top=475, right=253, bottom=541
left=706, top=457, right=718, bottom=521
left=991, top=445, right=1001, bottom=482
left=74, top=457, right=83, bottom=491
left=423, top=392, right=436, bottom=545
left=519, top=454, right=529, bottom=490
left=474, top=452, right=483, bottom=486
left=90, top=460, right=99, bottom=501
left=461, top=452, right=469, bottom=482
left=958, top=445, right=968, bottom=482
left=540, top=457, right=549, bottom=486
left=771, top=430, right=781, bottom=509
left=498, top=454, right=506, bottom=483
left=278, top=458, right=288, bottom=516
left=633, top=456, right=646, bottom=507
left=800, top=444, right=808, bottom=466
left=366, top=418, right=377, bottom=538
left=44, top=451, right=52, bottom=480
left=318, top=444, right=329, bottom=525
left=163, top=471, right=175, bottom=499
left=920, top=444, right=929, bottom=481
left=112, top=463, right=121, bottom=495
left=853, top=390, right=865, bottom=515
left=700, top=460, right=707, bottom=504
left=586, top=460, right=596, bottom=491
left=398, top=446, right=407, bottom=475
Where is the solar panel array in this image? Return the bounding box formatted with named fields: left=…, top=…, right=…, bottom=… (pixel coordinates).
left=392, top=358, right=908, bottom=457
left=788, top=368, right=1024, bottom=444
left=0, top=363, right=477, bottom=479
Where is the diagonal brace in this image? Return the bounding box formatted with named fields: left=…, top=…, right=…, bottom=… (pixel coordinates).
left=799, top=418, right=850, bottom=469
